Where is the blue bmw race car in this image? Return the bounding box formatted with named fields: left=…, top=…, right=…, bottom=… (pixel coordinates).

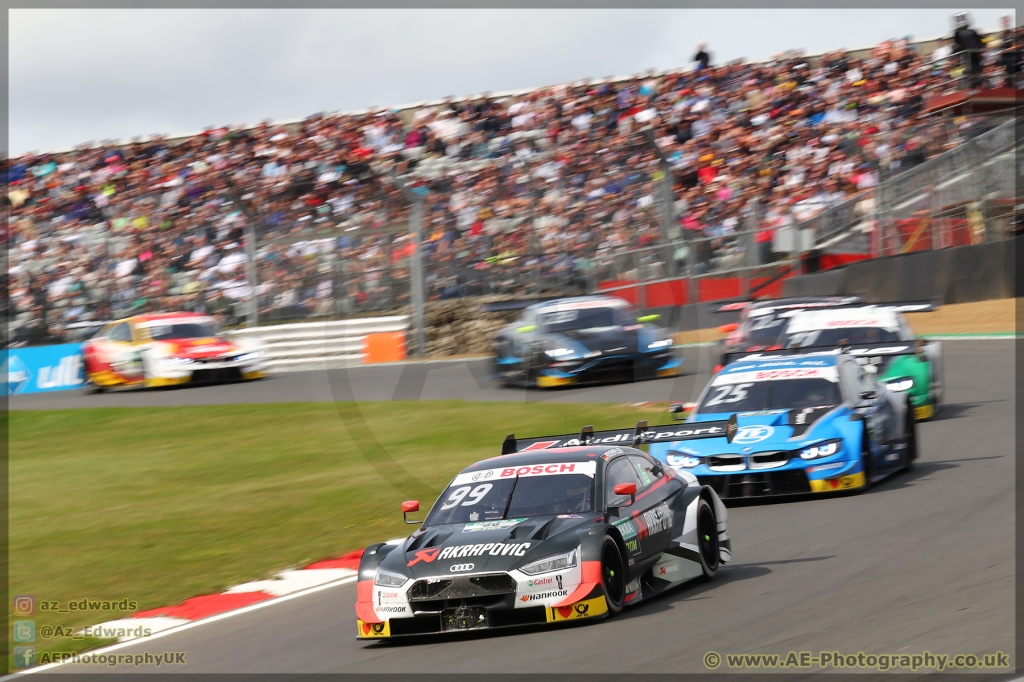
left=648, top=353, right=918, bottom=499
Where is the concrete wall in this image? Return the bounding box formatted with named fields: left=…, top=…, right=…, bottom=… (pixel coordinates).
left=781, top=237, right=1019, bottom=304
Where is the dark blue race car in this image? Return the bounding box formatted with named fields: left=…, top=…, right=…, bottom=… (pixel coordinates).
left=492, top=296, right=684, bottom=388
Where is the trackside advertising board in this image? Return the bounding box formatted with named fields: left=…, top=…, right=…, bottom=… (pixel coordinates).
left=3, top=344, right=85, bottom=395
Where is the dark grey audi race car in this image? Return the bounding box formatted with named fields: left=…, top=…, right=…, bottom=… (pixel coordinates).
left=492, top=296, right=684, bottom=388
left=355, top=421, right=735, bottom=639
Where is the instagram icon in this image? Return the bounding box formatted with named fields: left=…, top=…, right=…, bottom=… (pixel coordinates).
left=13, top=595, right=34, bottom=616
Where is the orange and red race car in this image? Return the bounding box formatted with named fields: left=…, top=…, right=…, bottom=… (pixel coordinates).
left=81, top=312, right=266, bottom=392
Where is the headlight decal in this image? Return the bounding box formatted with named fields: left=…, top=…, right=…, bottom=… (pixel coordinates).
left=374, top=567, right=409, bottom=588
left=886, top=377, right=914, bottom=392
left=158, top=357, right=194, bottom=367
left=666, top=450, right=702, bottom=468
left=519, top=548, right=578, bottom=576
left=798, top=439, right=843, bottom=460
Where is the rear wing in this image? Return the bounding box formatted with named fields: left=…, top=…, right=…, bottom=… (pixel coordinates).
left=481, top=297, right=563, bottom=312
left=710, top=296, right=864, bottom=314
left=501, top=415, right=738, bottom=455
left=712, top=301, right=755, bottom=313
left=772, top=300, right=936, bottom=318
left=722, top=341, right=925, bottom=366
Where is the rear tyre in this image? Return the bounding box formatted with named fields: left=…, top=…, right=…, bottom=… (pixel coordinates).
left=601, top=536, right=626, bottom=615
left=902, top=405, right=918, bottom=471
left=696, top=497, right=720, bottom=581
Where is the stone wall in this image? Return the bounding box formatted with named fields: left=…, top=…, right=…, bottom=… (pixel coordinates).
left=424, top=296, right=527, bottom=357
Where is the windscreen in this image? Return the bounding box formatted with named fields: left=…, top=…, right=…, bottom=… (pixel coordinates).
left=699, top=378, right=841, bottom=414
left=743, top=314, right=787, bottom=346
left=147, top=323, right=218, bottom=340
left=424, top=474, right=595, bottom=526
left=539, top=307, right=621, bottom=332
left=784, top=327, right=902, bottom=348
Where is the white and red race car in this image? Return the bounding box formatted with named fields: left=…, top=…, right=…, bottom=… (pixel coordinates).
left=81, top=312, right=266, bottom=391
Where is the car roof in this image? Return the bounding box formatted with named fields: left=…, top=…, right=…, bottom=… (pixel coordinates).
left=465, top=445, right=641, bottom=472
left=747, top=296, right=858, bottom=313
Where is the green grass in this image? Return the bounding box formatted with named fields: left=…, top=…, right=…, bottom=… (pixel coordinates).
left=11, top=400, right=666, bottom=659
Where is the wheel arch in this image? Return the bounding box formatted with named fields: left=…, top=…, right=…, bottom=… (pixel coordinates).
left=598, top=522, right=631, bottom=570
left=699, top=485, right=731, bottom=564
left=357, top=542, right=397, bottom=581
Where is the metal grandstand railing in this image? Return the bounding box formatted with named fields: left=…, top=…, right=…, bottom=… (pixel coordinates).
left=805, top=118, right=1019, bottom=254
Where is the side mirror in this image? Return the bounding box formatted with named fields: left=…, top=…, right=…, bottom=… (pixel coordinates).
left=637, top=314, right=661, bottom=323
left=669, top=402, right=696, bottom=420
left=718, top=322, right=739, bottom=334
left=859, top=390, right=877, bottom=401
left=402, top=500, right=422, bottom=525
left=613, top=483, right=637, bottom=507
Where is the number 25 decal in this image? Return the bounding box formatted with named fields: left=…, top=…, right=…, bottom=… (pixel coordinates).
left=705, top=383, right=753, bottom=407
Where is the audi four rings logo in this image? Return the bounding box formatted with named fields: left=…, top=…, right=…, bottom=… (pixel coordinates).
left=472, top=471, right=494, bottom=481
left=450, top=563, right=475, bottom=572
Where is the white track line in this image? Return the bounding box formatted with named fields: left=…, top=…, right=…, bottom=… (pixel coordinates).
left=3, top=575, right=358, bottom=678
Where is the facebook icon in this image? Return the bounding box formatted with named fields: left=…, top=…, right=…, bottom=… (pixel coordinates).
left=13, top=647, right=35, bottom=668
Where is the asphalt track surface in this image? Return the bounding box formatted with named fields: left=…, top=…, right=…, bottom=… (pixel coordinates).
left=19, top=341, right=1016, bottom=675
left=11, top=353, right=712, bottom=408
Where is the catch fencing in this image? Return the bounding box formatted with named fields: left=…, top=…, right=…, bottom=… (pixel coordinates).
left=803, top=118, right=1020, bottom=256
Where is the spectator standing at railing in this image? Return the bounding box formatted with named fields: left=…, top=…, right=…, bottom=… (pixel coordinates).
left=996, top=17, right=1021, bottom=88
left=693, top=43, right=711, bottom=72
left=952, top=12, right=986, bottom=88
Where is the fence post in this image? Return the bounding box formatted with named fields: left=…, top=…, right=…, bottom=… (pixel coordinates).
left=244, top=221, right=259, bottom=328
left=634, top=247, right=646, bottom=310
left=392, top=170, right=426, bottom=358
left=224, top=182, right=259, bottom=327
left=641, top=129, right=696, bottom=306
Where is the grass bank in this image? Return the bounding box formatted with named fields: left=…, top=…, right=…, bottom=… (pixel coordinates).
left=12, top=400, right=666, bottom=657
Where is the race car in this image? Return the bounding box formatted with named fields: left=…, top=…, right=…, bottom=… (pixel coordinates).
left=648, top=352, right=918, bottom=499
left=82, top=312, right=266, bottom=391
left=711, top=296, right=862, bottom=372
left=492, top=295, right=683, bottom=388
left=355, top=421, right=733, bottom=639
left=772, top=305, right=943, bottom=421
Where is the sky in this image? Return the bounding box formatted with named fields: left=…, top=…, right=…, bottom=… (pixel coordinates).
left=9, top=8, right=1015, bottom=156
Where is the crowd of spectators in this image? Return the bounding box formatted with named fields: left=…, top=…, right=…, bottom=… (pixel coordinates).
left=8, top=23, right=1020, bottom=346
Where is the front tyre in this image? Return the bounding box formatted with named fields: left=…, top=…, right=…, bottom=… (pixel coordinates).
left=81, top=376, right=105, bottom=395
left=696, top=497, right=720, bottom=581
left=931, top=359, right=943, bottom=418
left=601, top=535, right=626, bottom=615
left=860, top=424, right=875, bottom=490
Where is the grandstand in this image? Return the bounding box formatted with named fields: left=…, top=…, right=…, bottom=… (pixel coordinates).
left=7, top=26, right=1022, bottom=347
